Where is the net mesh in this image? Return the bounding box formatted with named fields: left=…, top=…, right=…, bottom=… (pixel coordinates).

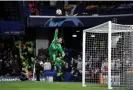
left=83, top=21, right=133, bottom=89
left=85, top=22, right=133, bottom=33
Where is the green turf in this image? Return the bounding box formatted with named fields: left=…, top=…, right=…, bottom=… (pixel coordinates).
left=0, top=81, right=112, bottom=90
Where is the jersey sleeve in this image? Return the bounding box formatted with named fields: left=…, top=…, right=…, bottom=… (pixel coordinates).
left=53, top=29, right=58, bottom=42
left=49, top=29, right=58, bottom=55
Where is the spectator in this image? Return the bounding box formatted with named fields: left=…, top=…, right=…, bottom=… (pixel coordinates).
left=74, top=2, right=87, bottom=15
left=71, top=68, right=81, bottom=82
left=44, top=59, right=51, bottom=71
left=35, top=60, right=43, bottom=81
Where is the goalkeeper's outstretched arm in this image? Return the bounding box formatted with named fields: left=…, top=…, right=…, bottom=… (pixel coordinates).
left=53, top=28, right=58, bottom=42
left=49, top=28, right=59, bottom=52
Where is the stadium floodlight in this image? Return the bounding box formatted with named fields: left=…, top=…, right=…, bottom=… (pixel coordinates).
left=72, top=34, right=77, bottom=37
left=82, top=21, right=133, bottom=89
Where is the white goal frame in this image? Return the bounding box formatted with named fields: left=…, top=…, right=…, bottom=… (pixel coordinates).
left=82, top=21, right=133, bottom=89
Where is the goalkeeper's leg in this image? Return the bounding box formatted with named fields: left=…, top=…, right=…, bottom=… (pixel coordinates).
left=55, top=57, right=65, bottom=81
left=55, top=57, right=64, bottom=72
left=56, top=63, right=63, bottom=81
left=50, top=54, right=56, bottom=71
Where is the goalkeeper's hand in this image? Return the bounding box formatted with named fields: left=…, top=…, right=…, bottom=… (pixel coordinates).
left=55, top=23, right=58, bottom=32
left=61, top=54, right=65, bottom=62
left=62, top=53, right=65, bottom=58
left=55, top=28, right=58, bottom=32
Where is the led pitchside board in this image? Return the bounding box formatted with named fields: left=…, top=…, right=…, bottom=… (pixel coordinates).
left=29, top=14, right=133, bottom=27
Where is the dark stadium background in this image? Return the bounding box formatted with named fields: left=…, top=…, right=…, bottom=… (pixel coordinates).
left=0, top=1, right=133, bottom=90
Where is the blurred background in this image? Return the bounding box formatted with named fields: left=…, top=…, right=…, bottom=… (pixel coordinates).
left=0, top=1, right=133, bottom=82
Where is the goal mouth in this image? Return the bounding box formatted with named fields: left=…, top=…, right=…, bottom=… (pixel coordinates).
left=82, top=21, right=133, bottom=89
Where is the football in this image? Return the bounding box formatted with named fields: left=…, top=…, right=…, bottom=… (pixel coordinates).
left=56, top=9, right=62, bottom=15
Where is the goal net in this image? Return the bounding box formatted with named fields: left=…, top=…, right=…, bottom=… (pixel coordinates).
left=82, top=21, right=133, bottom=89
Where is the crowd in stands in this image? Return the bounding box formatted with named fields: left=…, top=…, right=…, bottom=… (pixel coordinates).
left=0, top=36, right=82, bottom=82
left=26, top=1, right=133, bottom=16
left=1, top=35, right=132, bottom=82
left=1, top=35, right=128, bottom=82
left=1, top=36, right=131, bottom=82
left=0, top=36, right=35, bottom=78
left=0, top=36, right=20, bottom=76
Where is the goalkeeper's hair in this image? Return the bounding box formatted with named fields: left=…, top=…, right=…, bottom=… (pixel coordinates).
left=58, top=36, right=64, bottom=44
left=58, top=37, right=63, bottom=39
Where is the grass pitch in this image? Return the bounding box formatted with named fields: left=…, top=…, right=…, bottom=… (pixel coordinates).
left=0, top=81, right=110, bottom=90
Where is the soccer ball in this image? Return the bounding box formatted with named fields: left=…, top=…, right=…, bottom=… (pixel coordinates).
left=56, top=9, right=62, bottom=15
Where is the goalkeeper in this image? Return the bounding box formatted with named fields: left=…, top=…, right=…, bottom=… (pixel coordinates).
left=49, top=28, right=65, bottom=71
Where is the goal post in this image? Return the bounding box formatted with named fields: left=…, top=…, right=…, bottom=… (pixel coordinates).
left=82, top=31, right=86, bottom=87
left=82, top=21, right=133, bottom=89
left=108, top=21, right=112, bottom=89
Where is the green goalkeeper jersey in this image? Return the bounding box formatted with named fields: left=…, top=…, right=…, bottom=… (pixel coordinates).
left=49, top=29, right=65, bottom=62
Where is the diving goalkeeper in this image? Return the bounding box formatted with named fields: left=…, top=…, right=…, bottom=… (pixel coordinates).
left=49, top=28, right=65, bottom=71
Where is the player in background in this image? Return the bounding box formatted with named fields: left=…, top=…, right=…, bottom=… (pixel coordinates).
left=49, top=26, right=65, bottom=74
